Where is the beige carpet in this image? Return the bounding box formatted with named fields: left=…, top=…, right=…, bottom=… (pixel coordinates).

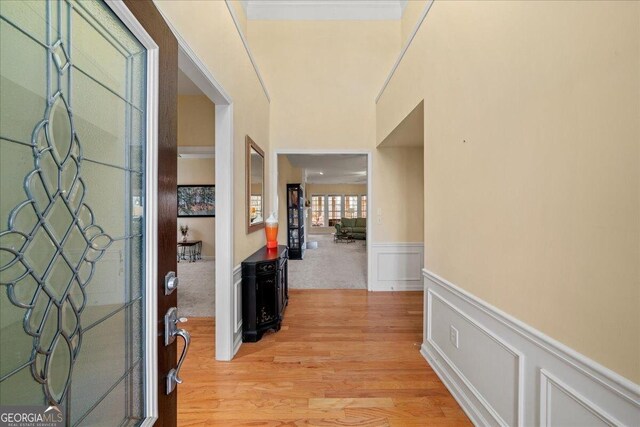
left=177, top=259, right=215, bottom=317
left=288, top=234, right=367, bottom=289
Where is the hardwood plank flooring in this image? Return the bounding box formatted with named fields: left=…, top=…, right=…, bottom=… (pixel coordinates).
left=178, top=290, right=471, bottom=426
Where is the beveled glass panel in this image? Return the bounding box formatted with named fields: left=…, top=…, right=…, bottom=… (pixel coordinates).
left=82, top=161, right=126, bottom=237
left=0, top=0, right=48, bottom=45
left=72, top=67, right=128, bottom=170
left=39, top=149, right=60, bottom=197
left=23, top=228, right=57, bottom=279
left=48, top=96, right=73, bottom=164
left=47, top=334, right=72, bottom=402
left=38, top=303, right=59, bottom=353
left=51, top=42, right=69, bottom=73
left=0, top=365, right=44, bottom=406
left=0, top=20, right=46, bottom=145
left=46, top=255, right=74, bottom=302
left=71, top=307, right=130, bottom=424
left=1, top=0, right=147, bottom=419
left=80, top=240, right=126, bottom=327
left=76, top=369, right=142, bottom=427
left=0, top=140, right=35, bottom=223
left=46, top=197, right=74, bottom=243
left=0, top=296, right=34, bottom=377
left=71, top=6, right=128, bottom=98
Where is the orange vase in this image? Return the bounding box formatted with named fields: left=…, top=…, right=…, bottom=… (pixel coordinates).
left=265, top=213, right=278, bottom=249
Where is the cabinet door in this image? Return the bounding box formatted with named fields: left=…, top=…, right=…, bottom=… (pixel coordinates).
left=276, top=268, right=283, bottom=317
left=289, top=228, right=300, bottom=249
left=256, top=273, right=277, bottom=326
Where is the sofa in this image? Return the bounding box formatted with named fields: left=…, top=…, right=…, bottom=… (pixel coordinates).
left=335, top=217, right=367, bottom=240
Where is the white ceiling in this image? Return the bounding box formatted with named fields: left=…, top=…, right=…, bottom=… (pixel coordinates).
left=178, top=68, right=203, bottom=95
left=285, top=154, right=368, bottom=184
left=241, top=0, right=408, bottom=21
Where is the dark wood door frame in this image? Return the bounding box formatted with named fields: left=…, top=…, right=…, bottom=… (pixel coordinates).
left=123, top=1, right=178, bottom=425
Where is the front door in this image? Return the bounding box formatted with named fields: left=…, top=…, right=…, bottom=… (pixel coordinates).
left=0, top=0, right=179, bottom=425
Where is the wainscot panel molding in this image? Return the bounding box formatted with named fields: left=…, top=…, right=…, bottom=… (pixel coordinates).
left=421, top=269, right=640, bottom=427
left=233, top=264, right=243, bottom=356
left=370, top=243, right=424, bottom=291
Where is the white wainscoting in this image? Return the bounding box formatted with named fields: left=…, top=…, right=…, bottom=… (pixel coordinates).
left=232, top=264, right=243, bottom=356
left=421, top=269, right=640, bottom=427
left=370, top=243, right=424, bottom=291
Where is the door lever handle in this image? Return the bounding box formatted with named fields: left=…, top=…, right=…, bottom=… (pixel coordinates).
left=167, top=328, right=190, bottom=395
left=164, top=307, right=187, bottom=346
left=164, top=307, right=191, bottom=394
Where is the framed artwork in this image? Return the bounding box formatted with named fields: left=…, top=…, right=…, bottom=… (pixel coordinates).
left=177, top=185, right=215, bottom=217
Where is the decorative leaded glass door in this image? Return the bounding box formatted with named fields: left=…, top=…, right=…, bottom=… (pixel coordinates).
left=0, top=0, right=173, bottom=424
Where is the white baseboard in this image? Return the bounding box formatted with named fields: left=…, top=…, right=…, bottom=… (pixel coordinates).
left=232, top=264, right=242, bottom=356
left=369, top=243, right=424, bottom=291
left=421, top=269, right=640, bottom=426
left=201, top=255, right=215, bottom=261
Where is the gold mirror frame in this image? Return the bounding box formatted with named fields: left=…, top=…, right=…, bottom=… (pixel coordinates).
left=246, top=135, right=265, bottom=233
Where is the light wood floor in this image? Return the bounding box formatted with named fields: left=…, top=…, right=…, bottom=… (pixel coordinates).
left=178, top=290, right=471, bottom=426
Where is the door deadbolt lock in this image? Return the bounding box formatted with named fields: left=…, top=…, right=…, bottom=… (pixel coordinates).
left=165, top=271, right=179, bottom=295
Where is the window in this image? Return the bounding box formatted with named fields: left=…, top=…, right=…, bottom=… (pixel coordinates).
left=345, top=195, right=358, bottom=218
left=327, top=195, right=342, bottom=226
left=311, top=195, right=325, bottom=227
left=250, top=195, right=262, bottom=222
left=360, top=195, right=367, bottom=218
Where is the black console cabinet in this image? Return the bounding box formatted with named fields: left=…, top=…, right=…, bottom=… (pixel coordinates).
left=241, top=245, right=288, bottom=342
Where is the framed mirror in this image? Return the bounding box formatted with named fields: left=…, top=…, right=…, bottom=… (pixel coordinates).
left=246, top=135, right=265, bottom=233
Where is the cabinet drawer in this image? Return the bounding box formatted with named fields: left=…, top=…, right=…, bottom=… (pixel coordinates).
left=256, top=261, right=277, bottom=274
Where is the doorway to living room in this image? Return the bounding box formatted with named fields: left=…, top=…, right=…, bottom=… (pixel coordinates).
left=273, top=152, right=371, bottom=290
left=176, top=68, right=216, bottom=319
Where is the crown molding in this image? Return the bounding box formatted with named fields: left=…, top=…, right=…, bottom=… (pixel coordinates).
left=243, top=0, right=405, bottom=21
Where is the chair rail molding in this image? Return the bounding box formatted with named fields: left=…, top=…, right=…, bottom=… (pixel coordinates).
left=421, top=269, right=640, bottom=427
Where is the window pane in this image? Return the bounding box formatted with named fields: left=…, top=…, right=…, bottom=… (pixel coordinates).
left=311, top=195, right=324, bottom=227
left=361, top=195, right=367, bottom=218
left=345, top=196, right=358, bottom=218
left=251, top=195, right=262, bottom=222
left=328, top=195, right=342, bottom=226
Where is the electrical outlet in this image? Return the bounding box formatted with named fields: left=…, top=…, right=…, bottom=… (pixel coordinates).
left=449, top=325, right=459, bottom=349
left=376, top=217, right=382, bottom=224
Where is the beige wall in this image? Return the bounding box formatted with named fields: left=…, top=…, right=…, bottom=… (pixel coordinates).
left=156, top=1, right=271, bottom=265
left=401, top=0, right=428, bottom=47
left=177, top=158, right=215, bottom=257
left=306, top=183, right=368, bottom=234
left=248, top=20, right=397, bottom=150
left=373, top=147, right=424, bottom=242
left=176, top=95, right=215, bottom=257
left=247, top=20, right=423, bottom=245
left=377, top=1, right=640, bottom=383
left=277, top=155, right=302, bottom=243
left=177, top=95, right=215, bottom=147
